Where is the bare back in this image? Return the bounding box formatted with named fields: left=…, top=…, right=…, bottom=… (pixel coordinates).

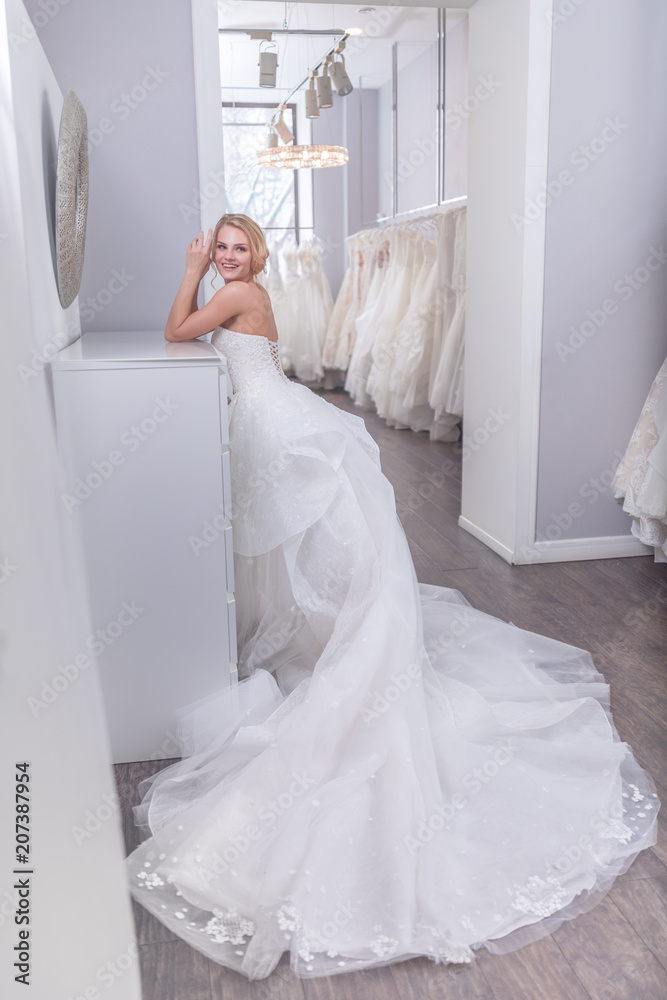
left=221, top=280, right=278, bottom=342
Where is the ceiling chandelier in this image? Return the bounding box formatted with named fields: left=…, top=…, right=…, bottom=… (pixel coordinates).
left=255, top=33, right=353, bottom=170
left=257, top=143, right=349, bottom=170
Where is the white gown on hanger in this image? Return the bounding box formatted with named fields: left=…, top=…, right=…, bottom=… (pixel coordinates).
left=344, top=233, right=388, bottom=407
left=385, top=235, right=440, bottom=433
left=429, top=208, right=466, bottom=436
left=292, top=240, right=332, bottom=383
left=366, top=229, right=421, bottom=417
left=613, top=356, right=667, bottom=561
left=128, top=327, right=659, bottom=981
left=277, top=238, right=302, bottom=376
left=265, top=241, right=292, bottom=353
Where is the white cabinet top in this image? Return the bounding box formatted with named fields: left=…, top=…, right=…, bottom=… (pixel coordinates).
left=51, top=330, right=223, bottom=370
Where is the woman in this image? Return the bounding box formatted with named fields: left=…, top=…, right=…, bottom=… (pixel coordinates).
left=128, top=214, right=658, bottom=980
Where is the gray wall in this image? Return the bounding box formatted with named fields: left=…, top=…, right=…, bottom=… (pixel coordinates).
left=537, top=0, right=667, bottom=541
left=23, top=0, right=199, bottom=333
left=345, top=87, right=379, bottom=233
left=312, top=94, right=346, bottom=299
left=396, top=42, right=439, bottom=214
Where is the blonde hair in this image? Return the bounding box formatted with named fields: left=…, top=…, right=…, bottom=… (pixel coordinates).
left=210, top=214, right=269, bottom=283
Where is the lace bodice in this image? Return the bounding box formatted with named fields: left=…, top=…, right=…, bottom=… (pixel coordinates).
left=211, top=327, right=290, bottom=393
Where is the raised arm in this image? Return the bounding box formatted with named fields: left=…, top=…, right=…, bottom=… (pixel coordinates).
left=165, top=230, right=247, bottom=342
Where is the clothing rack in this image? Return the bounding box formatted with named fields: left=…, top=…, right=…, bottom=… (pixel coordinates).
left=322, top=197, right=467, bottom=441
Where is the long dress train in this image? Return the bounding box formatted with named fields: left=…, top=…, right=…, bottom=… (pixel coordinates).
left=127, top=327, right=659, bottom=981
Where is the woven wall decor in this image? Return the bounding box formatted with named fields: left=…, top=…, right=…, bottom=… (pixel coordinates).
left=56, top=90, right=89, bottom=308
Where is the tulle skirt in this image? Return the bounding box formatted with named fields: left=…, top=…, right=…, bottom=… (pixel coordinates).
left=127, top=375, right=659, bottom=980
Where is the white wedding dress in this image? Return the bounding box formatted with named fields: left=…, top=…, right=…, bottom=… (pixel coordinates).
left=127, top=327, right=659, bottom=981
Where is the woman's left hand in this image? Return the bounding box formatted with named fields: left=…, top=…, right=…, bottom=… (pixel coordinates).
left=185, top=229, right=213, bottom=278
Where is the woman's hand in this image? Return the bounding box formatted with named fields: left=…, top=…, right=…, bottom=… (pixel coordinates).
left=185, top=229, right=213, bottom=279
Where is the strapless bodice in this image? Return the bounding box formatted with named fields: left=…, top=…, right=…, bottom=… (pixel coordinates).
left=211, top=327, right=289, bottom=393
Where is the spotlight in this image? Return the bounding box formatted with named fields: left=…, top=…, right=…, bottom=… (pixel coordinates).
left=305, top=73, right=320, bottom=118
left=331, top=55, right=353, bottom=97
left=316, top=58, right=334, bottom=108
left=258, top=40, right=278, bottom=88
left=266, top=129, right=278, bottom=148
left=274, top=106, right=294, bottom=144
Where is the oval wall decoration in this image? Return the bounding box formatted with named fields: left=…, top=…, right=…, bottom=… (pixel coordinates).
left=56, top=90, right=89, bottom=308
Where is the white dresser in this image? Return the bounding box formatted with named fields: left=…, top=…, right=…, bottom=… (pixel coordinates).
left=50, top=331, right=237, bottom=763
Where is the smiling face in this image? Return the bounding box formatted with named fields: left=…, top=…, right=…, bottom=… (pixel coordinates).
left=213, top=225, right=254, bottom=283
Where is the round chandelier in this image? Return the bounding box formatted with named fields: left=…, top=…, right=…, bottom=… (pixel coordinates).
left=257, top=143, right=349, bottom=170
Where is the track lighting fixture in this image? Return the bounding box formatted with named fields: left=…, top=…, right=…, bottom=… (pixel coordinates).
left=316, top=57, right=334, bottom=109
left=274, top=106, right=294, bottom=144
left=331, top=54, right=353, bottom=97
left=258, top=39, right=278, bottom=88
left=305, top=73, right=320, bottom=118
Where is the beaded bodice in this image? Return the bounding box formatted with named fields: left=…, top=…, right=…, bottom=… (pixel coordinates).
left=211, top=327, right=289, bottom=393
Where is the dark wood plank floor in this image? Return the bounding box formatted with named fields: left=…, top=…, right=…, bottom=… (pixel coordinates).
left=115, top=389, right=667, bottom=1000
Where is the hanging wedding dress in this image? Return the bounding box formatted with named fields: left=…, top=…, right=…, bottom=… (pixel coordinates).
left=333, top=233, right=373, bottom=373
left=613, top=356, right=667, bottom=561
left=128, top=327, right=658, bottom=982
left=429, top=207, right=467, bottom=433
left=346, top=230, right=408, bottom=409
left=265, top=240, right=292, bottom=352
left=384, top=233, right=440, bottom=432
left=292, top=240, right=332, bottom=383
left=275, top=237, right=302, bottom=377
left=321, top=241, right=354, bottom=375
left=365, top=229, right=421, bottom=417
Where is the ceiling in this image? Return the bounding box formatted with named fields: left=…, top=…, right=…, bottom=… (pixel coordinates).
left=218, top=2, right=467, bottom=94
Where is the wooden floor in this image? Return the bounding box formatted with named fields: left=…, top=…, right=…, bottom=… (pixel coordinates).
left=115, top=389, right=667, bottom=1000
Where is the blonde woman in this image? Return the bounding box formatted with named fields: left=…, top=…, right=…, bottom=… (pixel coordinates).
left=129, top=214, right=658, bottom=982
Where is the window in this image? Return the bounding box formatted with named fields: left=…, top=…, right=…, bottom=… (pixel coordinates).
left=221, top=103, right=300, bottom=234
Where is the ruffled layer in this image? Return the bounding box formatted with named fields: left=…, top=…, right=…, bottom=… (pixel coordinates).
left=129, top=335, right=659, bottom=980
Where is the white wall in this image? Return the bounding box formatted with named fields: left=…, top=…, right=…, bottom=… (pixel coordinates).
left=537, top=0, right=667, bottom=543
left=378, top=75, right=393, bottom=218
left=344, top=86, right=379, bottom=233
left=461, top=0, right=552, bottom=562
left=444, top=10, right=469, bottom=200
left=312, top=93, right=347, bottom=297
left=396, top=42, right=439, bottom=214
left=0, top=1, right=140, bottom=996
left=23, top=0, right=200, bottom=333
